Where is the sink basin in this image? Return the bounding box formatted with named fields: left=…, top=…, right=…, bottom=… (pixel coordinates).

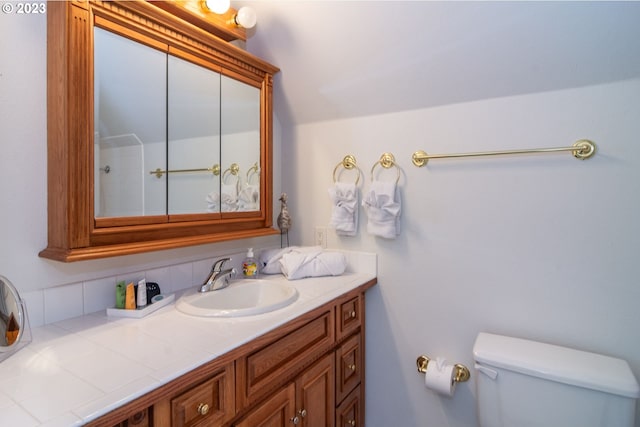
left=176, top=279, right=298, bottom=317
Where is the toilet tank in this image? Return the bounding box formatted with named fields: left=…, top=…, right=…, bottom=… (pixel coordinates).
left=473, top=333, right=640, bottom=427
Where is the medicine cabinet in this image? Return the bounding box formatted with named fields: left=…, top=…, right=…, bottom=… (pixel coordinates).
left=41, top=0, right=279, bottom=262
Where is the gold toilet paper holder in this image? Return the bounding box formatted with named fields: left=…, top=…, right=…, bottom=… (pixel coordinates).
left=416, top=355, right=471, bottom=383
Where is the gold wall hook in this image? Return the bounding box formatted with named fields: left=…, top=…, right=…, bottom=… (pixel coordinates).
left=416, top=355, right=470, bottom=383
left=222, top=163, right=240, bottom=184
left=333, top=155, right=361, bottom=185
left=371, top=152, right=400, bottom=183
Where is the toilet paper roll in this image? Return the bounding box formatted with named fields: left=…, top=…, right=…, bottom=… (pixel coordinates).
left=424, top=357, right=456, bottom=397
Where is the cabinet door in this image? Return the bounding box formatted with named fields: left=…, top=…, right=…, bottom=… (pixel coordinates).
left=336, top=386, right=361, bottom=427
left=296, top=353, right=335, bottom=427
left=234, top=384, right=296, bottom=427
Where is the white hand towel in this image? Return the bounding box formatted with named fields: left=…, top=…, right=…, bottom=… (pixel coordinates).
left=238, top=184, right=260, bottom=211
left=362, top=180, right=401, bottom=239
left=205, top=191, right=219, bottom=212
left=279, top=250, right=347, bottom=280
left=221, top=183, right=238, bottom=212
left=328, top=182, right=358, bottom=236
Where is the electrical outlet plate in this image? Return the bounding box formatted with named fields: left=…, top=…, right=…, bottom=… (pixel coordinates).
left=314, top=226, right=327, bottom=248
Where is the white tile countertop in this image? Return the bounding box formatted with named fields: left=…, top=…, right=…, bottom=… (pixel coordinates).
left=0, top=272, right=376, bottom=427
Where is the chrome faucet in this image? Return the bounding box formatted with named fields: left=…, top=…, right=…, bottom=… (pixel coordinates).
left=199, top=258, right=236, bottom=292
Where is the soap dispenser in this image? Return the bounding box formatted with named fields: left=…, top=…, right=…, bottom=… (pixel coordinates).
left=242, top=248, right=258, bottom=279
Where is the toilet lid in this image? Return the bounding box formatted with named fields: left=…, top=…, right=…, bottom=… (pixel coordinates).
left=473, top=333, right=640, bottom=398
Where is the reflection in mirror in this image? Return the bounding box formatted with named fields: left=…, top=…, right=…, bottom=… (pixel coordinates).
left=168, top=55, right=222, bottom=215
left=94, top=27, right=167, bottom=218
left=221, top=75, right=261, bottom=212
left=0, top=276, right=31, bottom=362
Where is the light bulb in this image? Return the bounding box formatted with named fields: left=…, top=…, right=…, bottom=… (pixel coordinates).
left=204, top=0, right=230, bottom=14
left=235, top=6, right=257, bottom=29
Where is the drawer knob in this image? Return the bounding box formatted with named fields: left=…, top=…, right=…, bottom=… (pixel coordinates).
left=290, top=415, right=300, bottom=425
left=348, top=420, right=356, bottom=426
left=350, top=311, right=356, bottom=318
left=197, top=403, right=210, bottom=416
left=348, top=364, right=357, bottom=371
left=298, top=409, right=307, bottom=418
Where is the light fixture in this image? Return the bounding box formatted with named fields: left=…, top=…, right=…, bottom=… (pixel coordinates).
left=233, top=6, right=257, bottom=29
left=203, top=0, right=230, bottom=15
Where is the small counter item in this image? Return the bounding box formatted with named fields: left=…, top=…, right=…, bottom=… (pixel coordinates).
left=125, top=283, right=136, bottom=309
left=242, top=248, right=258, bottom=278
left=115, top=281, right=126, bottom=309
left=107, top=294, right=175, bottom=318
left=136, top=278, right=147, bottom=308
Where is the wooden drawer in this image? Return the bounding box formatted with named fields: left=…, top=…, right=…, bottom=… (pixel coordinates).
left=336, top=333, right=362, bottom=404
left=337, top=295, right=362, bottom=340
left=171, top=363, right=234, bottom=427
left=237, top=310, right=335, bottom=407
left=336, top=385, right=362, bottom=427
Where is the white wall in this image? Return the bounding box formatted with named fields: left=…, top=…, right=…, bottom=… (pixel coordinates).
left=285, top=79, right=640, bottom=426
left=0, top=12, right=282, bottom=295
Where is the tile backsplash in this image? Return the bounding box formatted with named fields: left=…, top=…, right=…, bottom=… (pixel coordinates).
left=22, top=249, right=376, bottom=328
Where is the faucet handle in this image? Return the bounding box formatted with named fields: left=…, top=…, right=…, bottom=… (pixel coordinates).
left=212, top=257, right=231, bottom=272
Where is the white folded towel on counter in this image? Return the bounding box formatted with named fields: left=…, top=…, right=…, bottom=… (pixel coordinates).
left=362, top=179, right=401, bottom=239
left=259, top=246, right=347, bottom=280
left=328, top=182, right=358, bottom=236
left=280, top=250, right=347, bottom=280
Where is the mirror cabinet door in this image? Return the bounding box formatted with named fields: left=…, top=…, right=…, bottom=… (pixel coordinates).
left=94, top=27, right=168, bottom=218
left=221, top=75, right=261, bottom=213
left=168, top=55, right=222, bottom=215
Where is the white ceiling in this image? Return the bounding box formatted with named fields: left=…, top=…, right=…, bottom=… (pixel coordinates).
left=234, top=0, right=640, bottom=127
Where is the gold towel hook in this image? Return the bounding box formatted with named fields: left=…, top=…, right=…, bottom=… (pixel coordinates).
left=246, top=162, right=260, bottom=184
left=371, top=152, right=400, bottom=184
left=333, top=155, right=361, bottom=185
left=222, top=163, right=240, bottom=184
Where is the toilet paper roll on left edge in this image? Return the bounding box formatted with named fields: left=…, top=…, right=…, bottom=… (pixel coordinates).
left=424, top=361, right=457, bottom=397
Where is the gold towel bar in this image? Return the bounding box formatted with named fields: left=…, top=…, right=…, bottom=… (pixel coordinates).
left=412, top=139, right=596, bottom=167
left=150, top=164, right=220, bottom=178
left=416, top=355, right=471, bottom=383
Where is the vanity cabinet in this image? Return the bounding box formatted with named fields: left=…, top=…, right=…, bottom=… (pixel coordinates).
left=83, top=279, right=374, bottom=427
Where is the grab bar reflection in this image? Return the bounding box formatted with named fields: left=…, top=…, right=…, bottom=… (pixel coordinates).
left=150, top=164, right=220, bottom=178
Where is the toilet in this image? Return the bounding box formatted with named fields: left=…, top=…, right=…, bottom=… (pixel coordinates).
left=473, top=332, right=640, bottom=427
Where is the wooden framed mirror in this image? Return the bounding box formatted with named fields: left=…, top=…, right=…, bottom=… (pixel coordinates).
left=41, top=0, right=279, bottom=262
